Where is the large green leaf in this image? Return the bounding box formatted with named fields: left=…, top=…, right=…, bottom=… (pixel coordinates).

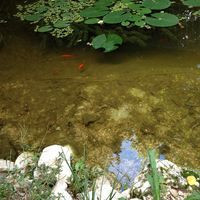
left=80, top=7, right=109, bottom=18
left=94, top=0, right=114, bottom=7
left=128, top=14, right=143, bottom=22
left=53, top=20, right=69, bottom=28
left=128, top=3, right=142, bottom=10
left=143, top=0, right=171, bottom=10
left=84, top=18, right=99, bottom=24
left=107, top=34, right=123, bottom=45
left=182, top=0, right=200, bottom=7
left=24, top=14, right=43, bottom=22
left=146, top=12, right=179, bottom=27
left=91, top=33, right=123, bottom=52
left=91, top=34, right=107, bottom=49
left=37, top=25, right=53, bottom=32
left=103, top=11, right=125, bottom=24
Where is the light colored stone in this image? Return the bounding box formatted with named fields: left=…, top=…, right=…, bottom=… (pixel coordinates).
left=52, top=179, right=73, bottom=200
left=15, top=152, right=35, bottom=170
left=87, top=176, right=121, bottom=200
left=0, top=159, right=15, bottom=172
left=130, top=198, right=142, bottom=200
left=34, top=145, right=73, bottom=183
left=140, top=181, right=151, bottom=193
left=117, top=188, right=131, bottom=199
left=170, top=188, right=178, bottom=198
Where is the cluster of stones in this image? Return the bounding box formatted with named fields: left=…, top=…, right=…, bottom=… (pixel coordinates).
left=0, top=145, right=199, bottom=200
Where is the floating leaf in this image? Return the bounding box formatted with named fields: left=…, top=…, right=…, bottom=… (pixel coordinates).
left=53, top=20, right=69, bottom=28
left=103, top=11, right=125, bottom=24
left=91, top=33, right=123, bottom=52
left=182, top=0, right=200, bottom=7
left=121, top=21, right=130, bottom=26
left=138, top=8, right=152, bottom=15
left=128, top=14, right=143, bottom=22
left=94, top=0, right=114, bottom=7
left=80, top=7, right=109, bottom=18
left=107, top=34, right=123, bottom=45
left=135, top=20, right=146, bottom=27
left=128, top=3, right=142, bottom=10
left=91, top=34, right=107, bottom=49
left=24, top=14, right=43, bottom=22
left=84, top=18, right=99, bottom=24
left=37, top=25, right=53, bottom=32
left=146, top=12, right=179, bottom=27
left=143, top=0, right=171, bottom=10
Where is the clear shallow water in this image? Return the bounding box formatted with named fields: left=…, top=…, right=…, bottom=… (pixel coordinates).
left=0, top=23, right=200, bottom=171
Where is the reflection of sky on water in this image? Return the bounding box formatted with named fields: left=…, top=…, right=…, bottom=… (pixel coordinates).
left=108, top=140, right=143, bottom=189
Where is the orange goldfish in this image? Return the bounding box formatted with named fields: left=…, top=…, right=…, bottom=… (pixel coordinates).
left=61, top=54, right=75, bottom=58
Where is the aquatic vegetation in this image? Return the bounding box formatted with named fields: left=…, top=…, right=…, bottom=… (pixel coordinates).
left=15, top=0, right=199, bottom=52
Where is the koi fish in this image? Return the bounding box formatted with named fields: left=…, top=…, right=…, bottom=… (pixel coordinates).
left=79, top=63, right=85, bottom=71
left=61, top=54, right=75, bottom=58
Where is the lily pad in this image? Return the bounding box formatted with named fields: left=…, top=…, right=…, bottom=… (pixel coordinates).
left=135, top=20, right=146, bottom=27
left=182, top=0, right=200, bottom=7
left=143, top=0, right=171, bottom=10
left=91, top=34, right=107, bottom=49
left=121, top=21, right=131, bottom=26
left=53, top=20, right=69, bottom=28
left=91, top=33, right=123, bottom=52
left=103, top=11, right=125, bottom=24
left=80, top=7, right=109, bottom=18
left=128, top=15, right=143, bottom=22
left=24, top=14, right=43, bottom=22
left=84, top=18, right=99, bottom=24
left=145, top=12, right=179, bottom=27
left=94, top=0, right=114, bottom=7
left=37, top=25, right=53, bottom=32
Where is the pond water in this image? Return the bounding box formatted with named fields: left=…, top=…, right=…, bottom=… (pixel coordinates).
left=0, top=23, right=200, bottom=173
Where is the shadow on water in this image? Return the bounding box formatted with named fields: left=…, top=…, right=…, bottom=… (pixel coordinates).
left=0, top=21, right=200, bottom=170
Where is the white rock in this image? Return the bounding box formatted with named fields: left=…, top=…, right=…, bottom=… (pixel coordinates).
left=87, top=176, right=121, bottom=200
left=117, top=188, right=131, bottom=199
left=0, top=159, right=15, bottom=172
left=140, top=181, right=151, bottom=194
left=34, top=145, right=73, bottom=183
left=52, top=179, right=73, bottom=200
left=15, top=152, right=34, bottom=170
left=130, top=198, right=142, bottom=200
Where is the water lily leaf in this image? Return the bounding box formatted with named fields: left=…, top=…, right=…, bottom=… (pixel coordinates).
left=135, top=20, right=146, bottom=27
left=107, top=34, right=123, bottom=45
left=138, top=8, right=152, bottom=15
left=146, top=12, right=179, bottom=27
left=128, top=14, right=143, bottom=22
left=84, top=18, right=99, bottom=24
left=80, top=7, right=109, bottom=18
left=24, top=14, right=43, bottom=22
left=91, top=33, right=123, bottom=52
left=103, top=11, right=125, bottom=24
left=37, top=25, right=53, bottom=32
left=53, top=20, right=69, bottom=28
left=91, top=34, right=107, bottom=49
left=95, top=0, right=114, bottom=7
left=128, top=3, right=142, bottom=10
left=182, top=0, right=200, bottom=7
left=121, top=21, right=130, bottom=26
left=121, top=13, right=133, bottom=21
left=143, top=0, right=171, bottom=10
left=103, top=41, right=118, bottom=52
